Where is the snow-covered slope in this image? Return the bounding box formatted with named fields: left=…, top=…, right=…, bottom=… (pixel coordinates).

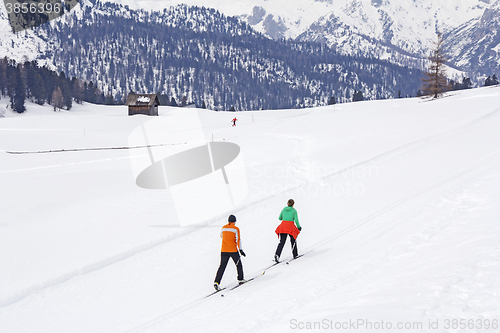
left=0, top=2, right=54, bottom=66
left=106, top=0, right=485, bottom=41
left=1, top=86, right=500, bottom=332
left=0, top=0, right=497, bottom=87
left=1, top=0, right=425, bottom=109
left=102, top=0, right=500, bottom=75
left=445, top=0, right=500, bottom=76
left=296, top=0, right=490, bottom=56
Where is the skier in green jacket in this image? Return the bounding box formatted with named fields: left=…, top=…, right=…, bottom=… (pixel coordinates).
left=274, top=199, right=302, bottom=262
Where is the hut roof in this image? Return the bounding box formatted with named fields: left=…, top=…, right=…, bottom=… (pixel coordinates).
left=125, top=94, right=160, bottom=106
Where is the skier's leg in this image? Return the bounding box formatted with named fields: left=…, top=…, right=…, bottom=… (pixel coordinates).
left=230, top=252, right=244, bottom=281
left=214, top=253, right=230, bottom=284
left=290, top=235, right=298, bottom=258
left=275, top=233, right=287, bottom=258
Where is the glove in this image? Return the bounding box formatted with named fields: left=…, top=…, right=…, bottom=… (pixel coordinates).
left=298, top=227, right=302, bottom=231
left=239, top=249, right=246, bottom=257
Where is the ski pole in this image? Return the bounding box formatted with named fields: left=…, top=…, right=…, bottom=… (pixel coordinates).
left=292, top=238, right=297, bottom=254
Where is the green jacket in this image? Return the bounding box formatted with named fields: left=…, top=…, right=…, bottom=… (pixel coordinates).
left=279, top=206, right=301, bottom=228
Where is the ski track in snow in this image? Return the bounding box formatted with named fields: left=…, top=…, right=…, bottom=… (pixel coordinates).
left=124, top=101, right=500, bottom=332
left=0, top=115, right=495, bottom=301
left=1, top=88, right=500, bottom=332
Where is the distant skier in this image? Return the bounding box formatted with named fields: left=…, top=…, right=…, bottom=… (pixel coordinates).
left=274, top=199, right=301, bottom=262
left=214, top=215, right=246, bottom=291
left=232, top=117, right=238, bottom=126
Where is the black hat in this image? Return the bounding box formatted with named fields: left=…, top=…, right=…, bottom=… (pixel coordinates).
left=228, top=215, right=237, bottom=223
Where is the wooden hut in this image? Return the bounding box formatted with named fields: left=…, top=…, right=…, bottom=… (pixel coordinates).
left=126, top=94, right=160, bottom=116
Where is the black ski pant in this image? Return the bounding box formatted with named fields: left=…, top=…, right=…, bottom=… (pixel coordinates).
left=275, top=233, right=298, bottom=258
left=215, top=252, right=244, bottom=284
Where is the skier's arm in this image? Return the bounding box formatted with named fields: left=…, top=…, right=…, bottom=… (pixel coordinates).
left=238, top=237, right=246, bottom=256
left=236, top=228, right=242, bottom=250
left=237, top=229, right=246, bottom=256
left=294, top=209, right=301, bottom=229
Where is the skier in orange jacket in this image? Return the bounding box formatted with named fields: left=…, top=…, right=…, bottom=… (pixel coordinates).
left=232, top=117, right=238, bottom=126
left=214, top=215, right=246, bottom=290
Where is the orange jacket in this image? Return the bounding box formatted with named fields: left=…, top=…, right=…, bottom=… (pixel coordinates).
left=220, top=223, right=242, bottom=253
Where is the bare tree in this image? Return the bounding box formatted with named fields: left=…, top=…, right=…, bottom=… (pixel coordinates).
left=421, top=32, right=450, bottom=99
left=51, top=87, right=64, bottom=111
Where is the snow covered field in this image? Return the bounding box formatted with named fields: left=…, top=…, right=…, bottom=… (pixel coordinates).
left=1, top=86, right=500, bottom=332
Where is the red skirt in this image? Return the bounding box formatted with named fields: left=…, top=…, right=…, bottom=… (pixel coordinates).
left=275, top=220, right=300, bottom=240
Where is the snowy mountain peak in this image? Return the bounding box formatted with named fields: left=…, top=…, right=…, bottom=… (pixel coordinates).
left=92, top=0, right=499, bottom=75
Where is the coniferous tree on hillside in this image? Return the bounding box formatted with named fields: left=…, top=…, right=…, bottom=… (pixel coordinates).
left=449, top=77, right=473, bottom=91
left=352, top=90, right=364, bottom=102
left=85, top=81, right=95, bottom=103
left=32, top=72, right=47, bottom=105
left=156, top=92, right=169, bottom=106
left=11, top=65, right=26, bottom=113
left=484, top=76, right=493, bottom=86
left=58, top=72, right=72, bottom=110
left=24, top=62, right=47, bottom=105
left=104, top=93, right=114, bottom=105
left=71, top=77, right=84, bottom=104
left=0, top=57, right=116, bottom=111
left=0, top=58, right=7, bottom=97
left=462, top=77, right=472, bottom=90
left=484, top=74, right=499, bottom=86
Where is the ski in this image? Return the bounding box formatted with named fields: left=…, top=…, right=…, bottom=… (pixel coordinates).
left=205, top=287, right=227, bottom=298
left=285, top=253, right=305, bottom=264
left=217, top=271, right=266, bottom=296
left=229, top=252, right=309, bottom=292
left=229, top=274, right=261, bottom=291
left=263, top=261, right=281, bottom=271
left=265, top=250, right=311, bottom=271
left=209, top=250, right=312, bottom=298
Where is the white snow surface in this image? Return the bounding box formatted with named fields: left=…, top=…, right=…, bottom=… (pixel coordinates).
left=1, top=86, right=500, bottom=332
